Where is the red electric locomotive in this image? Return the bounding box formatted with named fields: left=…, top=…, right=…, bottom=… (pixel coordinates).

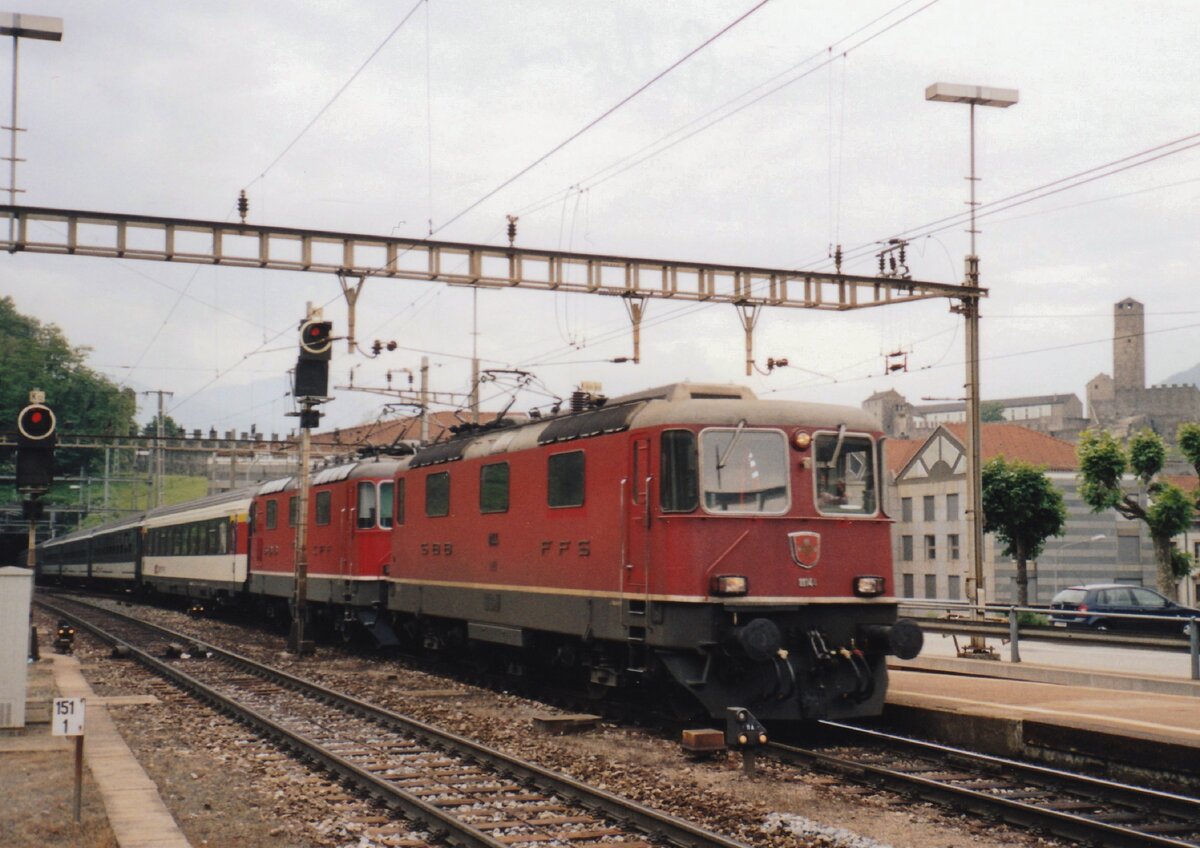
left=249, top=456, right=403, bottom=627
left=385, top=382, right=921, bottom=723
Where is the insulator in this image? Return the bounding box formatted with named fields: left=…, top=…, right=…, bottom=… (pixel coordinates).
left=506, top=214, right=518, bottom=247
left=386, top=341, right=397, bottom=351
left=889, top=256, right=897, bottom=272
left=878, top=254, right=885, bottom=274
left=371, top=340, right=382, bottom=355
left=570, top=390, right=587, bottom=413
left=899, top=243, right=906, bottom=264
left=834, top=245, right=842, bottom=272
left=237, top=190, right=248, bottom=223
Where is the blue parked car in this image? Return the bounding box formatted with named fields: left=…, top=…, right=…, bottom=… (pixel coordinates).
left=1050, top=583, right=1200, bottom=634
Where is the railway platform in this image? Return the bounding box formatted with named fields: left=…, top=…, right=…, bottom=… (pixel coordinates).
left=888, top=645, right=1200, bottom=782
left=0, top=653, right=191, bottom=848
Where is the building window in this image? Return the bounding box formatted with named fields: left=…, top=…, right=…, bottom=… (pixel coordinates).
left=924, top=534, right=937, bottom=560
left=660, top=430, right=698, bottom=512
left=923, top=495, right=935, bottom=521
left=425, top=472, right=450, bottom=518
left=901, top=535, right=913, bottom=561
left=1117, top=534, right=1140, bottom=564
left=901, top=497, right=912, bottom=522
left=480, top=462, right=510, bottom=513
left=948, top=575, right=961, bottom=599
left=946, top=493, right=959, bottom=521
left=265, top=499, right=277, bottom=530
left=548, top=451, right=585, bottom=508
left=902, top=573, right=914, bottom=598
left=315, top=491, right=332, bottom=525
left=948, top=534, right=960, bottom=560
left=924, top=574, right=937, bottom=599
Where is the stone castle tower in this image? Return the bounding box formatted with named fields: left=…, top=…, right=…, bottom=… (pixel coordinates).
left=1113, top=298, right=1144, bottom=392
left=1086, top=297, right=1200, bottom=440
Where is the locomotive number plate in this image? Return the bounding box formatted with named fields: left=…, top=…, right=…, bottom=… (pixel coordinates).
left=797, top=577, right=817, bottom=588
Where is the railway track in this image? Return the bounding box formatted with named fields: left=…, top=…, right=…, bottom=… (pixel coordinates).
left=769, top=721, right=1200, bottom=848
left=39, top=596, right=748, bottom=848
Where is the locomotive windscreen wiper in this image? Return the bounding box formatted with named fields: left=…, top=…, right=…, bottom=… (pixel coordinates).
left=716, top=419, right=747, bottom=471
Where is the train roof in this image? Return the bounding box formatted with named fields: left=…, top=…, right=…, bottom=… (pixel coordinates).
left=414, top=382, right=879, bottom=466
left=256, top=455, right=408, bottom=494
left=141, top=486, right=256, bottom=527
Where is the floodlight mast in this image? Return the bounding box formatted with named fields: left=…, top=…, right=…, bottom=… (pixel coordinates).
left=1, top=13, right=62, bottom=247
left=925, top=82, right=1017, bottom=652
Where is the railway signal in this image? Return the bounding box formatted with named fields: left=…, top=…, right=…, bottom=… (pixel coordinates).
left=294, top=318, right=332, bottom=400
left=16, top=399, right=56, bottom=492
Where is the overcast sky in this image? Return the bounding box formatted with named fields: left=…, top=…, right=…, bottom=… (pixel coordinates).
left=4, top=1, right=1199, bottom=437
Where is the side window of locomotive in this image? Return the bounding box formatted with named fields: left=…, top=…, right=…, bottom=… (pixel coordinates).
left=315, top=491, right=332, bottom=526
left=379, top=482, right=394, bottom=529
left=814, top=433, right=877, bottom=516
left=425, top=472, right=450, bottom=518
left=480, top=462, right=510, bottom=514
left=660, top=430, right=698, bottom=512
left=699, top=428, right=789, bottom=514
left=265, top=499, right=278, bottom=530
left=288, top=496, right=298, bottom=527
left=357, top=481, right=378, bottom=529
left=547, top=451, right=585, bottom=508
left=394, top=479, right=406, bottom=526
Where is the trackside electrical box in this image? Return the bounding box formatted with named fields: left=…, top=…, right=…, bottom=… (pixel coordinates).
left=0, top=566, right=34, bottom=728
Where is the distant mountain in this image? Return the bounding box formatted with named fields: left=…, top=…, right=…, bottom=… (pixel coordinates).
left=1161, top=363, right=1200, bottom=388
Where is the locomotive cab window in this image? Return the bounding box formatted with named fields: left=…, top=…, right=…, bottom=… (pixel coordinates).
left=357, top=482, right=377, bottom=529
left=699, top=426, right=788, bottom=514
left=480, top=462, right=510, bottom=513
left=288, top=496, right=298, bottom=527
left=265, top=499, right=278, bottom=530
left=660, top=430, right=698, bottom=512
left=379, top=482, right=394, bottom=528
left=548, top=451, right=585, bottom=508
left=814, top=430, right=877, bottom=516
left=394, top=478, right=406, bottom=525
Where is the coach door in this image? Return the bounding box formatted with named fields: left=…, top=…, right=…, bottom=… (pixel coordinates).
left=622, top=436, right=652, bottom=595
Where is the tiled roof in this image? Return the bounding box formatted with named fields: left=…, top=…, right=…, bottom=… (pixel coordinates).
left=943, top=423, right=1079, bottom=471
left=310, top=410, right=523, bottom=449
left=884, top=438, right=922, bottom=475
left=1164, top=474, right=1199, bottom=493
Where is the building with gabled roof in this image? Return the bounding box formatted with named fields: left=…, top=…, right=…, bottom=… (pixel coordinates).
left=885, top=423, right=1165, bottom=606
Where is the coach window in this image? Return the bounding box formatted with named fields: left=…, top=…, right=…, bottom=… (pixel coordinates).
left=265, top=499, right=278, bottom=530
left=379, top=482, right=394, bottom=528
left=813, top=432, right=877, bottom=516
left=315, top=490, right=332, bottom=526
left=394, top=479, right=406, bottom=525
left=480, top=462, right=510, bottom=513
left=700, top=427, right=788, bottom=514
left=218, top=520, right=229, bottom=555
left=660, top=430, right=698, bottom=512
left=426, top=472, right=450, bottom=517
left=357, top=482, right=378, bottom=529
left=289, top=496, right=298, bottom=527
left=547, top=451, right=585, bottom=508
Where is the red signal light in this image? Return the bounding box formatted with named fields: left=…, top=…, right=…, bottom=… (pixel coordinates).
left=17, top=403, right=56, bottom=440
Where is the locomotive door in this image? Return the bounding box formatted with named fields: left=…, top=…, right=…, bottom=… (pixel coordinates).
left=622, top=437, right=651, bottom=595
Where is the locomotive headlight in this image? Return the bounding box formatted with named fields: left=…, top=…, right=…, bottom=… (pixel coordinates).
left=711, top=575, right=749, bottom=596
left=789, top=429, right=812, bottom=451
left=853, top=575, right=886, bottom=597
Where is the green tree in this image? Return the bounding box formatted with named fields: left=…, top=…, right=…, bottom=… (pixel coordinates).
left=142, top=414, right=184, bottom=438
left=1077, top=428, right=1194, bottom=595
left=981, top=456, right=1066, bottom=606
left=0, top=296, right=138, bottom=481
left=980, top=401, right=1005, bottom=423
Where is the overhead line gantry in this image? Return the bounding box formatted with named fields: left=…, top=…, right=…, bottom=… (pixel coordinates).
left=1, top=204, right=984, bottom=374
